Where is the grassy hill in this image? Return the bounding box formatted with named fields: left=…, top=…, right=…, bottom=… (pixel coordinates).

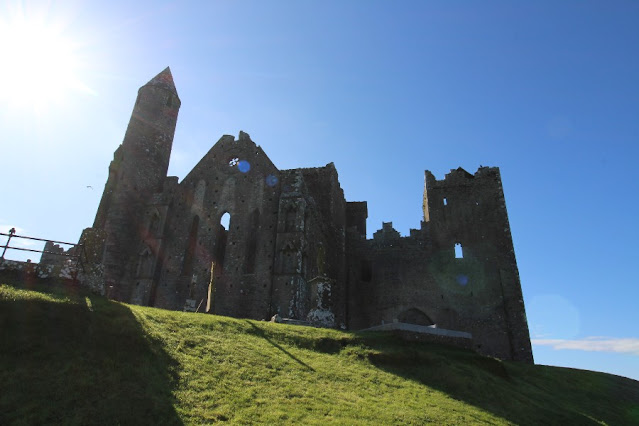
left=1, top=281, right=638, bottom=425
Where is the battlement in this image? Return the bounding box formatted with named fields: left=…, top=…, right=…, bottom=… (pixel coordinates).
left=425, top=166, right=500, bottom=188
left=423, top=166, right=504, bottom=224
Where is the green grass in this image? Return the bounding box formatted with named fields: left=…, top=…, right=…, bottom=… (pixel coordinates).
left=1, top=281, right=638, bottom=425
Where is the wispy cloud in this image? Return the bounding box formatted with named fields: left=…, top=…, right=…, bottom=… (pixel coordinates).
left=532, top=337, right=639, bottom=355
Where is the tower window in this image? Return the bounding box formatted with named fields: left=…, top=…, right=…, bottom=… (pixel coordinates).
left=454, top=243, right=463, bottom=259
left=443, top=197, right=448, bottom=206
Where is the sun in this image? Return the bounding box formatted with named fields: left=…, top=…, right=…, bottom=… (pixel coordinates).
left=0, top=15, right=92, bottom=111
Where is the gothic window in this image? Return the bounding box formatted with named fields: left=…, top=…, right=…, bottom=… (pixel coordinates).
left=181, top=216, right=199, bottom=276
left=214, top=212, right=230, bottom=271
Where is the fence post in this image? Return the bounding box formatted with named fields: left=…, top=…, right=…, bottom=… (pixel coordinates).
left=1, top=227, right=16, bottom=259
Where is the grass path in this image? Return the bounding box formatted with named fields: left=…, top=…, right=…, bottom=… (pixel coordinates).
left=1, top=282, right=638, bottom=425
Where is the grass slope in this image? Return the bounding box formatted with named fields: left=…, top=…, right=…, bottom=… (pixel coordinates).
left=1, top=281, right=638, bottom=425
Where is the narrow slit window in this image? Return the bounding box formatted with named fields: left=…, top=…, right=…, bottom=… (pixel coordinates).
left=443, top=197, right=448, bottom=206
left=214, top=213, right=230, bottom=272
left=454, top=243, right=463, bottom=259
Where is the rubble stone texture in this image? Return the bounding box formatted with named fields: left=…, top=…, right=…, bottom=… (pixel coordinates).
left=80, top=68, right=534, bottom=363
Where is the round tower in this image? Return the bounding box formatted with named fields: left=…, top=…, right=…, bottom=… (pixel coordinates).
left=95, top=67, right=181, bottom=301
left=120, top=66, right=181, bottom=194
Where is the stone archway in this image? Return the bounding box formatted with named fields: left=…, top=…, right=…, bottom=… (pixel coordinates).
left=397, top=308, right=434, bottom=326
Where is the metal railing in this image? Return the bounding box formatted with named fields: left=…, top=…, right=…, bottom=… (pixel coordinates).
left=0, top=228, right=86, bottom=280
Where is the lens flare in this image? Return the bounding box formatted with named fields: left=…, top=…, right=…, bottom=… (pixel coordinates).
left=456, top=274, right=469, bottom=286
left=238, top=160, right=251, bottom=173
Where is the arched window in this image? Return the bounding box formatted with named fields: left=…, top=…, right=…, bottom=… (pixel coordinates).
left=398, top=308, right=434, bottom=326
left=214, top=212, right=230, bottom=271
left=220, top=212, right=230, bottom=230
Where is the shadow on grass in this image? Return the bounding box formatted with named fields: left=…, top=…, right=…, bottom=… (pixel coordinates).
left=0, top=281, right=183, bottom=425
left=356, top=331, right=639, bottom=426
left=244, top=321, right=315, bottom=372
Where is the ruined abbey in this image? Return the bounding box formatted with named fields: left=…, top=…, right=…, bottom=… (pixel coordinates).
left=74, top=68, right=533, bottom=362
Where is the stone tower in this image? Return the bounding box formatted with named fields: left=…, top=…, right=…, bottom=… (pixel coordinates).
left=423, top=167, right=533, bottom=362
left=93, top=67, right=181, bottom=301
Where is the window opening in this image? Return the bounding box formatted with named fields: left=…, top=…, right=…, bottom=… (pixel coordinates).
left=454, top=243, right=463, bottom=259
left=214, top=212, right=230, bottom=271
left=220, top=212, right=230, bottom=230
left=443, top=197, right=448, bottom=206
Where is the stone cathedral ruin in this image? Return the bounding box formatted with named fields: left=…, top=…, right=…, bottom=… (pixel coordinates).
left=50, top=68, right=533, bottom=362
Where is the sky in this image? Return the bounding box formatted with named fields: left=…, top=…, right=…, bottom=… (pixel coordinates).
left=0, top=1, right=638, bottom=381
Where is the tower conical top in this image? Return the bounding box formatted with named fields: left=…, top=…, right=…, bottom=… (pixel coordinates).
left=143, top=67, right=178, bottom=96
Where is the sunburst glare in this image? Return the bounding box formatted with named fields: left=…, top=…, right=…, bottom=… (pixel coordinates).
left=0, top=13, right=94, bottom=112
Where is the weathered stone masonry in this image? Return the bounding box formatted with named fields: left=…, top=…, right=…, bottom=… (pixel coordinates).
left=73, top=68, right=533, bottom=363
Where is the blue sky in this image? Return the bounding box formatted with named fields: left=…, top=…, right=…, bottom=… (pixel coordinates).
left=1, top=1, right=638, bottom=381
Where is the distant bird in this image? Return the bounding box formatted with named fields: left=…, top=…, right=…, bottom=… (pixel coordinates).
left=87, top=186, right=93, bottom=189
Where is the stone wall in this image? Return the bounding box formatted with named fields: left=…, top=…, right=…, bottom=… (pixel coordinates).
left=0, top=258, right=77, bottom=284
